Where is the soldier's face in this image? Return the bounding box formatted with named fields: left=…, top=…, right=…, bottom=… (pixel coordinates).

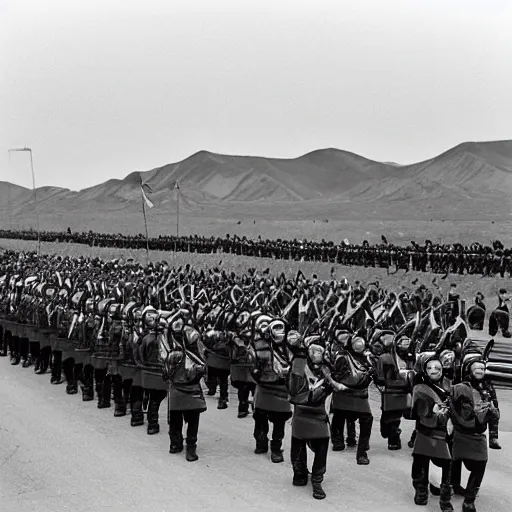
left=471, top=362, right=486, bottom=380
left=426, top=360, right=443, bottom=382
left=441, top=352, right=455, bottom=369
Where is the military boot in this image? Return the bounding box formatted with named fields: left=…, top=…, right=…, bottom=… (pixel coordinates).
left=489, top=437, right=501, bottom=449
left=186, top=444, right=199, bottom=462
left=439, top=484, right=454, bottom=512
left=291, top=449, right=309, bottom=487
left=254, top=431, right=269, bottom=454
left=356, top=437, right=370, bottom=465
left=450, top=460, right=466, bottom=497
left=130, top=386, right=144, bottom=426
left=311, top=474, right=326, bottom=500
left=0, top=327, right=5, bottom=356
left=413, top=477, right=429, bottom=506
left=81, top=364, right=95, bottom=401
left=10, top=336, right=20, bottom=365
left=270, top=439, right=284, bottom=463
left=205, top=371, right=217, bottom=395
left=169, top=433, right=184, bottom=454
left=330, top=415, right=345, bottom=451
left=238, top=400, right=250, bottom=418
left=112, top=375, right=127, bottom=417
left=388, top=428, right=402, bottom=450
left=33, top=355, right=41, bottom=373
left=50, top=351, right=64, bottom=384
left=20, top=337, right=31, bottom=368
left=293, top=473, right=308, bottom=486
left=489, top=420, right=501, bottom=449
left=147, top=391, right=166, bottom=435
left=35, top=346, right=51, bottom=374
left=29, top=341, right=40, bottom=370
left=462, top=488, right=479, bottom=512
left=63, top=358, right=78, bottom=395
left=95, top=369, right=111, bottom=409
left=123, top=379, right=132, bottom=414
left=332, top=437, right=345, bottom=451
left=101, top=374, right=112, bottom=408
left=346, top=418, right=357, bottom=447
left=217, top=376, right=229, bottom=409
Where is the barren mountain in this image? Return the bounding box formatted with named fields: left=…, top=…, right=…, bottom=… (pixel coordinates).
left=1, top=140, right=511, bottom=235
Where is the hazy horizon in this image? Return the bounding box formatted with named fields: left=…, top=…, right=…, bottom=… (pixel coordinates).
left=2, top=0, right=512, bottom=190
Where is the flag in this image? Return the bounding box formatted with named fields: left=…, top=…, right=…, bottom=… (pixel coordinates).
left=140, top=177, right=154, bottom=209
left=174, top=181, right=180, bottom=190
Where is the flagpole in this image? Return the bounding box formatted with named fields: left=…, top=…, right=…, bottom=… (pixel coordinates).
left=8, top=147, right=40, bottom=254
left=29, top=149, right=41, bottom=255
left=176, top=183, right=180, bottom=237
left=140, top=177, right=150, bottom=263
left=7, top=151, right=12, bottom=231
left=174, top=181, right=180, bottom=256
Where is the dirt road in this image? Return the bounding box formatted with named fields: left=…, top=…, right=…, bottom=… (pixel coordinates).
left=1, top=360, right=510, bottom=512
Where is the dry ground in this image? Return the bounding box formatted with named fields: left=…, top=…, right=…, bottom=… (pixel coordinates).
left=1, top=358, right=511, bottom=512
left=5, top=211, right=512, bottom=247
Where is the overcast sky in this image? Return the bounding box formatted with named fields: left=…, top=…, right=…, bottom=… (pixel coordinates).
left=1, top=0, right=511, bottom=190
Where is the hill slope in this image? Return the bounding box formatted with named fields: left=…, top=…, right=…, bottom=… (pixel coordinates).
left=1, top=140, right=511, bottom=233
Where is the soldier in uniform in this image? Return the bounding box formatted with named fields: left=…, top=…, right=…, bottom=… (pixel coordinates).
left=203, top=320, right=231, bottom=410
left=250, top=315, right=292, bottom=464
left=330, top=334, right=374, bottom=465
left=165, top=315, right=207, bottom=462
left=450, top=342, right=498, bottom=512
left=410, top=352, right=453, bottom=511
left=228, top=311, right=256, bottom=418
left=287, top=331, right=333, bottom=500
left=374, top=331, right=409, bottom=451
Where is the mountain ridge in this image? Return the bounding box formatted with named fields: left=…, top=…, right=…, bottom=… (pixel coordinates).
left=1, top=140, right=512, bottom=227
left=2, top=139, right=511, bottom=193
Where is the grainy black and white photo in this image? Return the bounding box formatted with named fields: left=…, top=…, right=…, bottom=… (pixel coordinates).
left=1, top=1, right=511, bottom=511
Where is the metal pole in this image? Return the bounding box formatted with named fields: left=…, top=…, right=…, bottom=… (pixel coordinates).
left=7, top=151, right=13, bottom=231
left=176, top=185, right=180, bottom=238
left=141, top=192, right=150, bottom=264
left=8, top=147, right=40, bottom=253
left=173, top=183, right=180, bottom=256
left=28, top=149, right=41, bottom=255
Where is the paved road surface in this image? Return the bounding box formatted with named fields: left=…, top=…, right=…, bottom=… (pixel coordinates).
left=1, top=360, right=511, bottom=512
